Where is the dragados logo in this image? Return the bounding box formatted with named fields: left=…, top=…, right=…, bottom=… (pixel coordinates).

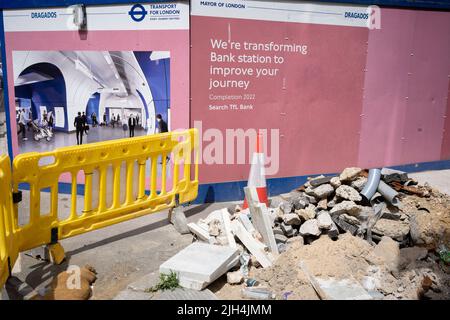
left=128, top=4, right=148, bottom=22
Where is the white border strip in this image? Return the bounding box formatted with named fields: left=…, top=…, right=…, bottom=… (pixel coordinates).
left=191, top=0, right=371, bottom=28
left=4, top=2, right=189, bottom=32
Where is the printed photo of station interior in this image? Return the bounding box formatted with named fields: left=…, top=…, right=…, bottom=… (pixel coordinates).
left=13, top=50, right=170, bottom=152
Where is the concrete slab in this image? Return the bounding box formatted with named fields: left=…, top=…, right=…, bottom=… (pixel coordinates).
left=152, top=288, right=218, bottom=300
left=237, top=213, right=256, bottom=234
left=187, top=223, right=211, bottom=242
left=220, top=209, right=236, bottom=248
left=231, top=220, right=273, bottom=268
left=113, top=289, right=154, bottom=300
left=244, top=187, right=278, bottom=254
left=126, top=271, right=160, bottom=292
left=159, top=242, right=239, bottom=291
left=315, top=278, right=373, bottom=300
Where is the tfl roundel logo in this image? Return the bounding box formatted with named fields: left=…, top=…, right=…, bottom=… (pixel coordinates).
left=128, top=4, right=148, bottom=22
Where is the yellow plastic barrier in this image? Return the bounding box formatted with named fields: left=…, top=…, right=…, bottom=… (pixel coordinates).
left=0, top=155, right=18, bottom=288
left=11, top=128, right=199, bottom=254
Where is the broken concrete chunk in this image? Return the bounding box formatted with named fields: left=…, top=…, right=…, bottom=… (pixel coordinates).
left=351, top=177, right=367, bottom=192
left=244, top=192, right=279, bottom=254
left=327, top=198, right=337, bottom=208
left=330, top=177, right=342, bottom=189
left=304, top=194, right=317, bottom=205
left=399, top=247, right=428, bottom=269
left=208, top=219, right=222, bottom=237
left=336, top=185, right=362, bottom=202
left=269, top=196, right=283, bottom=208
left=332, top=215, right=359, bottom=235
left=231, top=220, right=273, bottom=268
left=340, top=214, right=361, bottom=226
left=327, top=221, right=339, bottom=240
left=169, top=207, right=190, bottom=234
left=283, top=213, right=301, bottom=225
left=280, top=223, right=295, bottom=237
left=309, top=175, right=334, bottom=187
left=339, top=167, right=363, bottom=182
left=314, top=277, right=373, bottom=300
left=296, top=206, right=316, bottom=221
left=372, top=219, right=410, bottom=241
left=291, top=196, right=308, bottom=210
left=299, top=219, right=321, bottom=237
left=317, top=211, right=333, bottom=230
left=273, top=227, right=284, bottom=236
left=279, top=201, right=294, bottom=214
left=188, top=223, right=212, bottom=242
left=306, top=184, right=334, bottom=199
left=221, top=208, right=236, bottom=248
left=159, top=242, right=239, bottom=291
left=279, top=192, right=294, bottom=201
left=409, top=211, right=446, bottom=247
left=216, top=236, right=229, bottom=246
left=317, top=198, right=328, bottom=210
left=274, top=234, right=288, bottom=244
left=197, top=220, right=210, bottom=232
left=287, top=235, right=304, bottom=246
left=227, top=270, right=244, bottom=285
left=238, top=213, right=256, bottom=234
left=204, top=209, right=225, bottom=225
left=329, top=201, right=362, bottom=216
left=278, top=243, right=287, bottom=253
left=373, top=236, right=400, bottom=273
left=381, top=168, right=408, bottom=184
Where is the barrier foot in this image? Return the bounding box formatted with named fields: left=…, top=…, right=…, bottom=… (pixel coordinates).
left=47, top=243, right=66, bottom=265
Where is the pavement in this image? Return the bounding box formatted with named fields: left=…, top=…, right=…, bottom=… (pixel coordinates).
left=409, top=169, right=450, bottom=195
left=11, top=197, right=237, bottom=300
left=5, top=167, right=450, bottom=300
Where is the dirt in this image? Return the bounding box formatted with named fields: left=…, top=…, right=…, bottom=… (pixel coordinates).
left=212, top=190, right=450, bottom=300
left=400, top=190, right=450, bottom=249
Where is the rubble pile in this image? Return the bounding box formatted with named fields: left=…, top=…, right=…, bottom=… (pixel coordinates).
left=178, top=167, right=450, bottom=300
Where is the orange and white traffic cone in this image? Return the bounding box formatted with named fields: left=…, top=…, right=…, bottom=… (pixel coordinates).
left=243, top=132, right=268, bottom=209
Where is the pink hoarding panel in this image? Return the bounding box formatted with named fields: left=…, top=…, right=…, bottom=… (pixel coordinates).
left=441, top=81, right=450, bottom=159
left=358, top=9, right=415, bottom=168
left=359, top=8, right=450, bottom=168
left=191, top=16, right=368, bottom=184
left=401, top=11, right=450, bottom=164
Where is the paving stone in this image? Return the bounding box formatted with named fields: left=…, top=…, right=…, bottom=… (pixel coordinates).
left=153, top=288, right=218, bottom=300
left=159, top=242, right=239, bottom=291
left=114, top=289, right=154, bottom=300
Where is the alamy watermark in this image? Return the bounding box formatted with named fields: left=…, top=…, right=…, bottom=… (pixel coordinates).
left=169, top=120, right=280, bottom=175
